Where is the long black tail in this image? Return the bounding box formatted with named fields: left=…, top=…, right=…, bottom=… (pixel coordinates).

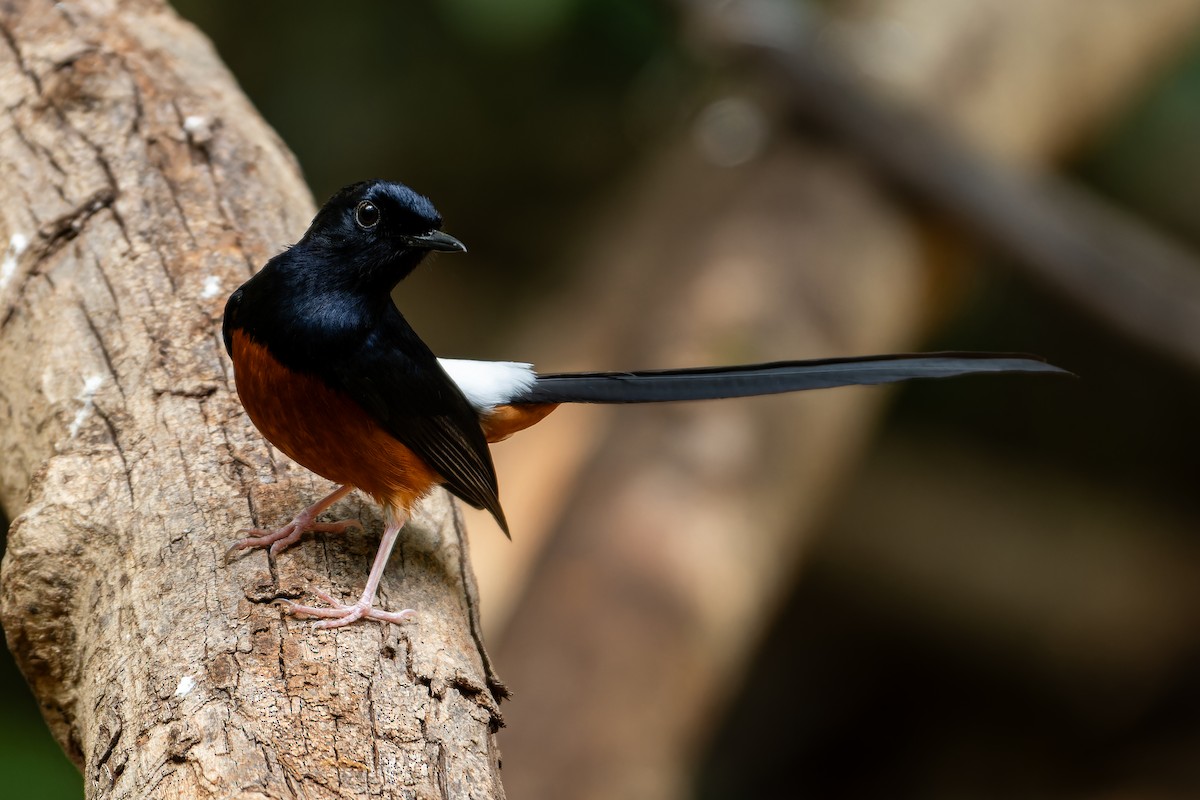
left=512, top=353, right=1066, bottom=405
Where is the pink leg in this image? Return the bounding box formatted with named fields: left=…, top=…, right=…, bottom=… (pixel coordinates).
left=228, top=484, right=360, bottom=558
left=285, top=517, right=416, bottom=628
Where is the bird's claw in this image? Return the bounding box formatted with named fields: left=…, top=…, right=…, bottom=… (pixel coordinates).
left=227, top=516, right=361, bottom=560
left=284, top=594, right=417, bottom=629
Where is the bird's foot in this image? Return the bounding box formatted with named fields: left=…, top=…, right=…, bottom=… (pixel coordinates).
left=227, top=513, right=360, bottom=559
left=285, top=588, right=416, bottom=629
left=227, top=484, right=359, bottom=559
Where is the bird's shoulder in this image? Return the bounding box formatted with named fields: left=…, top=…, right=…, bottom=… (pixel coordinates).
left=224, top=252, right=380, bottom=369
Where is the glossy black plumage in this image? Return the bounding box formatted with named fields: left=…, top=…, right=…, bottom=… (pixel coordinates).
left=223, top=180, right=506, bottom=529
left=224, top=179, right=1068, bottom=536
left=518, top=353, right=1063, bottom=404
left=221, top=178, right=1068, bottom=629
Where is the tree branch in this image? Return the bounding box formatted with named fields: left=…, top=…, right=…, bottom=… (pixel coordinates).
left=0, top=2, right=505, bottom=797
left=701, top=0, right=1200, bottom=368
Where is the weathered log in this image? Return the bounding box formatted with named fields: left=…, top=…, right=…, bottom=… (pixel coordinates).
left=0, top=2, right=505, bottom=797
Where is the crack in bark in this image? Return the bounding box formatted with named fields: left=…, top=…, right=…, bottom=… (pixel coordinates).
left=37, top=188, right=117, bottom=257
left=93, top=720, right=122, bottom=775
left=0, top=16, right=42, bottom=96
left=450, top=501, right=511, bottom=705
left=49, top=44, right=98, bottom=75
left=110, top=49, right=144, bottom=139
left=241, top=574, right=297, bottom=605
left=154, top=385, right=218, bottom=399
left=91, top=253, right=125, bottom=323
left=38, top=93, right=137, bottom=264
left=434, top=740, right=449, bottom=799
left=366, top=680, right=382, bottom=776
left=155, top=149, right=198, bottom=246
left=92, top=405, right=134, bottom=504
left=173, top=439, right=198, bottom=509
left=8, top=110, right=68, bottom=181
left=79, top=299, right=125, bottom=399
left=49, top=0, right=80, bottom=29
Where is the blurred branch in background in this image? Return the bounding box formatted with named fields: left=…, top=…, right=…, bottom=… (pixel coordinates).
left=688, top=0, right=1200, bottom=369
left=492, top=139, right=940, bottom=797
left=486, top=1, right=1200, bottom=798
left=701, top=435, right=1200, bottom=798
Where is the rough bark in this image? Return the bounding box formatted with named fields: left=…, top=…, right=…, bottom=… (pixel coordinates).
left=490, top=1, right=1200, bottom=798
left=0, top=2, right=505, bottom=798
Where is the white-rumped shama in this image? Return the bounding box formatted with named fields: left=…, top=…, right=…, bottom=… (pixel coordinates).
left=223, top=179, right=1065, bottom=628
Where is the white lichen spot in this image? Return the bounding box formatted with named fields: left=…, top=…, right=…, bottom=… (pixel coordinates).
left=174, top=675, right=197, bottom=697
left=68, top=374, right=104, bottom=438
left=183, top=114, right=213, bottom=145
left=0, top=232, right=30, bottom=289
left=201, top=275, right=221, bottom=299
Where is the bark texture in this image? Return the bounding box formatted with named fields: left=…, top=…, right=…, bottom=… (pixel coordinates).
left=0, top=2, right=505, bottom=798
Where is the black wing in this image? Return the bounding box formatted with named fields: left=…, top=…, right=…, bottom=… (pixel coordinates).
left=328, top=310, right=508, bottom=535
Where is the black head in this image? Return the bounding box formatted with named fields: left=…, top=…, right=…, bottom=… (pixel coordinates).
left=297, top=180, right=466, bottom=294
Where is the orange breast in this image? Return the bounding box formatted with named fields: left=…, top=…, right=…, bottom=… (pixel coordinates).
left=230, top=329, right=441, bottom=513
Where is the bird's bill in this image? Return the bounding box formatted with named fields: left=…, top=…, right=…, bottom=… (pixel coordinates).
left=403, top=230, right=467, bottom=253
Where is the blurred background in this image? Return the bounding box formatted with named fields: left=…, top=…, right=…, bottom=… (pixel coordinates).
left=3, top=0, right=1200, bottom=797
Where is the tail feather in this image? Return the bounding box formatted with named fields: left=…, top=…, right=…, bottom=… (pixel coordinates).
left=512, top=353, right=1067, bottom=405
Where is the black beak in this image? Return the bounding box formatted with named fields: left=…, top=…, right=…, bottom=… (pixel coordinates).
left=404, top=230, right=467, bottom=253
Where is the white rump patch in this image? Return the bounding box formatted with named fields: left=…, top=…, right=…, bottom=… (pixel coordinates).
left=438, top=358, right=536, bottom=411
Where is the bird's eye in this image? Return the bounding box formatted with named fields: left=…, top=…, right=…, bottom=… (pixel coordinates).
left=355, top=201, right=380, bottom=229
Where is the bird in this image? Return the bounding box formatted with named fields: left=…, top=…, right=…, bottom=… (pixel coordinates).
left=222, top=179, right=1065, bottom=628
